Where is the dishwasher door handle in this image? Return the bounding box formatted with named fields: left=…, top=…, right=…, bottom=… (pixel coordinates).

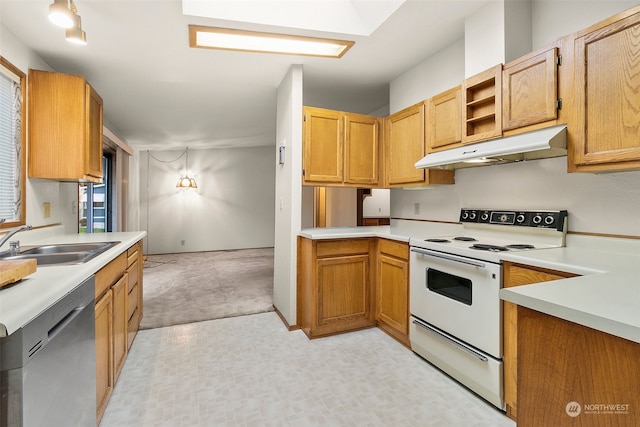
left=47, top=303, right=89, bottom=341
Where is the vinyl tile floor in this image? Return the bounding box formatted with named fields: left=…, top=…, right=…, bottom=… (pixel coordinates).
left=100, top=312, right=516, bottom=427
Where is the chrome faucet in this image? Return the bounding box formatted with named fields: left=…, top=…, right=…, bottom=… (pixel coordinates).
left=0, top=224, right=33, bottom=252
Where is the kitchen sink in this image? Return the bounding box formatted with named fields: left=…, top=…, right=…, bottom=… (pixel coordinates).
left=0, top=241, right=120, bottom=266
left=20, top=242, right=119, bottom=255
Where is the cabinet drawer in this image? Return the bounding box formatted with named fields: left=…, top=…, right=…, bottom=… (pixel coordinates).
left=95, top=253, right=127, bottom=299
left=127, top=259, right=139, bottom=293
left=127, top=283, right=139, bottom=321
left=316, top=239, right=370, bottom=258
left=126, top=243, right=139, bottom=267
left=378, top=239, right=408, bottom=260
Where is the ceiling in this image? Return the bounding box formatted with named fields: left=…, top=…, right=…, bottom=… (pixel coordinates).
left=0, top=0, right=491, bottom=151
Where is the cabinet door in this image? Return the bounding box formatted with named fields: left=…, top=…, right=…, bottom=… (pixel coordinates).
left=303, top=107, right=343, bottom=184
left=377, top=251, right=409, bottom=345
left=503, top=263, right=577, bottom=421
left=570, top=11, right=640, bottom=171
left=95, top=290, right=113, bottom=423
left=317, top=254, right=370, bottom=328
left=85, top=83, right=103, bottom=179
left=112, top=274, right=127, bottom=384
left=385, top=103, right=425, bottom=186
left=502, top=47, right=558, bottom=131
left=427, top=86, right=462, bottom=152
left=344, top=113, right=380, bottom=185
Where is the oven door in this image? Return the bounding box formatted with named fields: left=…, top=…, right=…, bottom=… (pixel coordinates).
left=409, top=247, right=502, bottom=358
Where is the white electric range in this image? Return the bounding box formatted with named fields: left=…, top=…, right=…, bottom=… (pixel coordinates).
left=408, top=208, right=567, bottom=410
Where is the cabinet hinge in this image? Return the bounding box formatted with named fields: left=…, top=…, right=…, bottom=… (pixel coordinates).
left=556, top=55, right=562, bottom=66
left=556, top=98, right=563, bottom=110
left=302, top=169, right=305, bottom=177
left=303, top=114, right=306, bottom=122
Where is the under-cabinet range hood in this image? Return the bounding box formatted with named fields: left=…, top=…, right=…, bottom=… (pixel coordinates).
left=415, top=125, right=567, bottom=170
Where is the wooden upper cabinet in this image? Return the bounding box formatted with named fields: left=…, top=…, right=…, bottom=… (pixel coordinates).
left=385, top=102, right=425, bottom=186
left=28, top=69, right=103, bottom=182
left=303, top=106, right=343, bottom=184
left=303, top=106, right=381, bottom=187
left=569, top=7, right=640, bottom=172
left=344, top=113, right=380, bottom=185
left=426, top=85, right=462, bottom=152
left=462, top=64, right=502, bottom=144
left=502, top=47, right=559, bottom=132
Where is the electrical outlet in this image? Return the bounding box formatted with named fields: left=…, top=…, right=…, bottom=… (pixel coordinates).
left=43, top=202, right=51, bottom=218
left=414, top=202, right=420, bottom=215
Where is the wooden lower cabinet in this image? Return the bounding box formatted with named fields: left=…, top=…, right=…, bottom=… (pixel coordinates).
left=297, top=237, right=410, bottom=345
left=95, top=289, right=113, bottom=422
left=517, top=307, right=640, bottom=427
left=376, top=239, right=409, bottom=347
left=297, top=237, right=376, bottom=338
left=95, top=240, right=144, bottom=424
left=503, top=262, right=578, bottom=421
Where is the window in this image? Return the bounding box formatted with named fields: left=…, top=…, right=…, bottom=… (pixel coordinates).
left=0, top=57, right=26, bottom=229
left=79, top=153, right=114, bottom=233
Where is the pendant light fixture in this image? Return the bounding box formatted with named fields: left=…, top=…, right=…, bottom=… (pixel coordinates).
left=48, top=0, right=87, bottom=45
left=176, top=147, right=198, bottom=189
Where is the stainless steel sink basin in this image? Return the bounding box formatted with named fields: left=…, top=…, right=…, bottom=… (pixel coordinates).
left=20, top=242, right=119, bottom=255
left=0, top=241, right=121, bottom=266
left=2, top=252, right=93, bottom=265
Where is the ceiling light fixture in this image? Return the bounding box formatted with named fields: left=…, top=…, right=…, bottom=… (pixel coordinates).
left=176, top=148, right=198, bottom=189
left=188, top=25, right=354, bottom=58
left=48, top=0, right=87, bottom=45
left=48, top=0, right=75, bottom=28
left=65, top=13, right=87, bottom=45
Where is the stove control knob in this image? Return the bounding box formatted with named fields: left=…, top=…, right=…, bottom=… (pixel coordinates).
left=516, top=214, right=526, bottom=224
left=481, top=212, right=489, bottom=221
left=469, top=211, right=477, bottom=220
left=532, top=214, right=543, bottom=225
left=461, top=211, right=469, bottom=220
left=544, top=215, right=555, bottom=225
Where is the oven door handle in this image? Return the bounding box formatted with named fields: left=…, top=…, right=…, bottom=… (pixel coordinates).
left=410, top=247, right=486, bottom=269
left=412, top=319, right=488, bottom=362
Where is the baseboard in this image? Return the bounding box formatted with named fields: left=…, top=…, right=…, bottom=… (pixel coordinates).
left=273, top=305, right=300, bottom=331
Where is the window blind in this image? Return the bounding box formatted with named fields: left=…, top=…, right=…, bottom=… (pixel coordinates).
left=0, top=69, right=21, bottom=221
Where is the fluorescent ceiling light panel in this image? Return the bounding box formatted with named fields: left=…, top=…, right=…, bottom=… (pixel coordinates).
left=189, top=26, right=354, bottom=58
left=182, top=0, right=405, bottom=36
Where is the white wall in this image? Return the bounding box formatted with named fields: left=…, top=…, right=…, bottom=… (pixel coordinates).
left=139, top=146, right=275, bottom=254
left=363, top=189, right=390, bottom=218
left=390, top=1, right=640, bottom=237
left=326, top=187, right=357, bottom=227
left=531, top=0, right=639, bottom=49
left=273, top=65, right=304, bottom=326
left=390, top=38, right=465, bottom=113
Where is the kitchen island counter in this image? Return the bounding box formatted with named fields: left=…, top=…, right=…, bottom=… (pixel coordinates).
left=499, top=234, right=640, bottom=344
left=0, top=230, right=146, bottom=337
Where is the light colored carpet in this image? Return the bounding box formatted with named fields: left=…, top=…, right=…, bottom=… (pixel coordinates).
left=139, top=248, right=274, bottom=330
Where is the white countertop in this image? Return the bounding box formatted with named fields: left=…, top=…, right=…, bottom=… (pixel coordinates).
left=499, top=235, right=640, bottom=344
left=300, top=226, right=640, bottom=344
left=0, top=231, right=146, bottom=337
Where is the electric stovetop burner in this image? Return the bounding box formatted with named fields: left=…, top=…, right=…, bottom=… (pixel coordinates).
left=425, top=238, right=451, bottom=243
left=470, top=243, right=509, bottom=252
left=505, top=244, right=535, bottom=249
left=453, top=236, right=477, bottom=241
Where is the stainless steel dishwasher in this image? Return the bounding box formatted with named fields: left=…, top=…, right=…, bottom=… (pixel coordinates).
left=0, top=276, right=96, bottom=427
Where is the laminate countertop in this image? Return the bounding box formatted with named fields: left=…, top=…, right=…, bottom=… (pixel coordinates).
left=300, top=227, right=639, bottom=344
left=499, top=234, right=640, bottom=344
left=0, top=231, right=146, bottom=337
